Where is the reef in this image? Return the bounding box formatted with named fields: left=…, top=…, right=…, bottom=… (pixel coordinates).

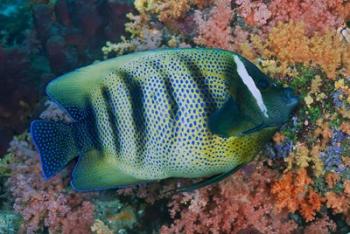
left=0, top=0, right=133, bottom=155
left=1, top=0, right=350, bottom=233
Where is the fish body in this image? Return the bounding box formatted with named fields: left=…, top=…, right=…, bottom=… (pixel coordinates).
left=31, top=48, right=298, bottom=191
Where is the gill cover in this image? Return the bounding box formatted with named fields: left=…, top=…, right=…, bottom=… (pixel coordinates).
left=208, top=55, right=271, bottom=137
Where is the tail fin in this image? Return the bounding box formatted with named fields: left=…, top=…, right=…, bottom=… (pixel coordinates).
left=30, top=120, right=78, bottom=179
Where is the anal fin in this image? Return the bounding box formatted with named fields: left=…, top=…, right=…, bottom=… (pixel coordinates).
left=71, top=150, right=144, bottom=191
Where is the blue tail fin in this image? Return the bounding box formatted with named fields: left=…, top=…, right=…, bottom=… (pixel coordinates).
left=30, top=120, right=78, bottom=179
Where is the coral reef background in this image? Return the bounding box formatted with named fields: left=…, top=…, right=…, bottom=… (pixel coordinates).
left=1, top=0, right=350, bottom=233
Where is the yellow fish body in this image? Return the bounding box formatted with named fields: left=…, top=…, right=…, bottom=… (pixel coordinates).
left=30, top=48, right=298, bottom=191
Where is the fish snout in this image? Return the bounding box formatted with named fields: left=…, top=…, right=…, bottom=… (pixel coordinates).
left=283, top=87, right=299, bottom=107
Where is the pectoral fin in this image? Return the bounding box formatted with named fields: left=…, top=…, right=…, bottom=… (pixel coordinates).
left=208, top=97, right=241, bottom=138
left=71, top=150, right=144, bottom=191
left=240, top=123, right=267, bottom=135
left=208, top=97, right=267, bottom=137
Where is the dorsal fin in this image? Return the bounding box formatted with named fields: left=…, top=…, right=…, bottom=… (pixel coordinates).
left=46, top=66, right=103, bottom=120
left=45, top=56, right=130, bottom=121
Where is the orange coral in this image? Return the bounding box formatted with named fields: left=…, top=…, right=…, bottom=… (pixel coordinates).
left=300, top=190, right=322, bottom=222
left=272, top=168, right=322, bottom=222
left=325, top=181, right=350, bottom=223
left=344, top=180, right=350, bottom=195
left=193, top=0, right=212, bottom=9
left=325, top=191, right=347, bottom=213
left=249, top=22, right=350, bottom=79
left=325, top=172, right=340, bottom=189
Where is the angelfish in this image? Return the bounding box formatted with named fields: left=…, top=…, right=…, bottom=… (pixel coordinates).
left=30, top=48, right=299, bottom=191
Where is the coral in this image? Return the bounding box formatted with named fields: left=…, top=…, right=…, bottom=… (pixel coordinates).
left=320, top=144, right=346, bottom=173
left=0, top=0, right=133, bottom=154
left=0, top=152, right=14, bottom=213
left=285, top=143, right=324, bottom=177
left=271, top=168, right=322, bottom=222
left=318, top=126, right=348, bottom=174
left=158, top=0, right=191, bottom=23
left=344, top=180, right=350, bottom=194
left=246, top=22, right=350, bottom=79
left=134, top=0, right=211, bottom=25
left=0, top=46, right=40, bottom=155
left=193, top=0, right=212, bottom=9
left=304, top=75, right=328, bottom=109
left=39, top=101, right=73, bottom=122
left=304, top=215, right=336, bottom=234
left=234, top=0, right=271, bottom=27
left=3, top=0, right=350, bottom=232
left=268, top=0, right=350, bottom=34
left=194, top=0, right=233, bottom=50
left=105, top=207, right=137, bottom=231
left=93, top=195, right=138, bottom=232
left=130, top=0, right=199, bottom=38
left=333, top=78, right=350, bottom=119
left=102, top=37, right=138, bottom=58
left=91, top=219, right=113, bottom=234
left=161, top=161, right=298, bottom=234
left=124, top=12, right=147, bottom=37
left=0, top=211, right=21, bottom=234
left=7, top=137, right=95, bottom=234
left=313, top=119, right=332, bottom=148
left=325, top=185, right=350, bottom=225
left=325, top=172, right=340, bottom=189
left=269, top=133, right=293, bottom=159
left=0, top=153, right=14, bottom=177
left=340, top=122, right=350, bottom=135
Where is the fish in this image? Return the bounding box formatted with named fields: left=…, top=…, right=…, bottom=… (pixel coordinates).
left=30, top=48, right=299, bottom=191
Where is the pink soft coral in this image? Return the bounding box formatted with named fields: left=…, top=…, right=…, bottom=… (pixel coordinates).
left=268, top=0, right=350, bottom=34
left=304, top=215, right=336, bottom=234
left=234, top=0, right=271, bottom=26
left=194, top=0, right=233, bottom=50
left=7, top=138, right=94, bottom=234
left=160, top=161, right=297, bottom=234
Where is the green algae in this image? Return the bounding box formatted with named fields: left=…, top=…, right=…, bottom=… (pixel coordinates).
left=0, top=153, right=13, bottom=177
left=0, top=211, right=21, bottom=234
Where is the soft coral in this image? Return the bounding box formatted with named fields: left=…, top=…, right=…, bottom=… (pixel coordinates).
left=271, top=168, right=322, bottom=222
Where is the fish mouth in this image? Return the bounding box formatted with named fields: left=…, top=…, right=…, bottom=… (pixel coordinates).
left=283, top=87, right=299, bottom=108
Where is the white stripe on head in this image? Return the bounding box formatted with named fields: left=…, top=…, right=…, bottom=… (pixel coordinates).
left=233, top=55, right=269, bottom=118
